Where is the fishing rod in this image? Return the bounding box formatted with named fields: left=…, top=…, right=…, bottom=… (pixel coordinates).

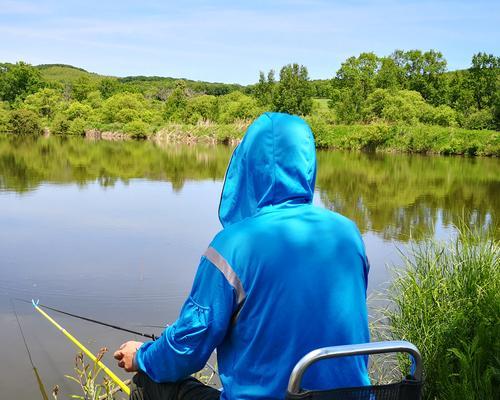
left=18, top=298, right=219, bottom=377
left=31, top=299, right=131, bottom=396
left=15, top=298, right=158, bottom=340
left=10, top=299, right=49, bottom=400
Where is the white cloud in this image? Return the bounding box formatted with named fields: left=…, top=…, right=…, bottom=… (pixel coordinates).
left=0, top=0, right=48, bottom=15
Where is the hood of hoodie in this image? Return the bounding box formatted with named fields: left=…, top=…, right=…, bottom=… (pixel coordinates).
left=218, top=112, right=317, bottom=227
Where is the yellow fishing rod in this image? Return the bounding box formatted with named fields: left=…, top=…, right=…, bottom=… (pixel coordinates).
left=31, top=299, right=131, bottom=396
left=11, top=299, right=49, bottom=400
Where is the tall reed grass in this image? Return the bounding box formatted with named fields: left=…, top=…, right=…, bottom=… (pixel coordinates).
left=382, top=224, right=499, bottom=399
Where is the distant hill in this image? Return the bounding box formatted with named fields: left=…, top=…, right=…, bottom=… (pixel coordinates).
left=34, top=64, right=247, bottom=95
left=36, top=64, right=104, bottom=83
left=35, top=63, right=240, bottom=86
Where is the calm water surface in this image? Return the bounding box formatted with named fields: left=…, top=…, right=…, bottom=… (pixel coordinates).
left=0, top=135, right=498, bottom=398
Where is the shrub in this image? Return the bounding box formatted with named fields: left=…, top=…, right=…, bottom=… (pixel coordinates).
left=339, top=124, right=392, bottom=151
left=67, top=117, right=86, bottom=136
left=363, top=89, right=428, bottom=125
left=123, top=120, right=149, bottom=138
left=9, top=109, right=43, bottom=135
left=100, top=93, right=146, bottom=124
left=66, top=101, right=93, bottom=120
left=305, top=114, right=333, bottom=148
left=383, top=224, right=499, bottom=400
left=0, top=101, right=10, bottom=133
left=51, top=113, right=71, bottom=135
left=185, top=95, right=218, bottom=123
left=164, top=81, right=188, bottom=122
left=382, top=90, right=427, bottom=125
left=84, top=90, right=104, bottom=109
left=23, top=88, right=63, bottom=119
left=429, top=105, right=458, bottom=127
left=464, top=109, right=495, bottom=130
left=218, top=91, right=261, bottom=124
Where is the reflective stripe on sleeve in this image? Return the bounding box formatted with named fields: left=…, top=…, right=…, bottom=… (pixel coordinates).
left=203, top=246, right=246, bottom=307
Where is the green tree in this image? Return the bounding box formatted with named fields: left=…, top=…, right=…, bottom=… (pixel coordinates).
left=363, top=89, right=428, bottom=125
left=165, top=80, right=188, bottom=121
left=254, top=70, right=275, bottom=106
left=72, top=76, right=94, bottom=101
left=0, top=101, right=10, bottom=133
left=123, top=120, right=149, bottom=138
left=447, top=70, right=475, bottom=117
left=336, top=52, right=379, bottom=97
left=218, top=91, right=261, bottom=123
left=185, top=95, right=218, bottom=123
left=9, top=109, right=43, bottom=135
left=272, top=63, right=313, bottom=115
left=310, top=80, right=331, bottom=98
left=85, top=90, right=104, bottom=109
left=391, top=49, right=447, bottom=104
left=464, top=109, right=495, bottom=130
left=469, top=52, right=500, bottom=110
left=66, top=101, right=93, bottom=120
left=0, top=62, right=44, bottom=103
left=100, top=93, right=147, bottom=124
left=376, top=57, right=405, bottom=89
left=429, top=105, right=458, bottom=127
left=23, top=88, right=63, bottom=119
left=51, top=101, right=94, bottom=135
left=331, top=53, right=379, bottom=122
left=98, top=78, right=119, bottom=99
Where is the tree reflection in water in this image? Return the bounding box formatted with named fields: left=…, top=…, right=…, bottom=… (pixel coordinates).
left=0, top=135, right=498, bottom=241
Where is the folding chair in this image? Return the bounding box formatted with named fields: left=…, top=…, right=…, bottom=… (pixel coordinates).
left=286, top=340, right=423, bottom=400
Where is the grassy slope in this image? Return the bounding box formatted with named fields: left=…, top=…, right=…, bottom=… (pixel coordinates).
left=35, top=64, right=244, bottom=88
left=36, top=64, right=104, bottom=83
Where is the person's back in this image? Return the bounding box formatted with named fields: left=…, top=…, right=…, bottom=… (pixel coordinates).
left=121, top=112, right=370, bottom=400
left=210, top=112, right=370, bottom=398
left=214, top=204, right=370, bottom=399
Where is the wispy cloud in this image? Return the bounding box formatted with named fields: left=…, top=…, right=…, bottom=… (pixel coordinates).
left=0, top=0, right=48, bottom=15
left=0, top=0, right=498, bottom=83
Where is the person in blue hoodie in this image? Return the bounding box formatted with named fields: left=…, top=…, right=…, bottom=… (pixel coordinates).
left=114, top=112, right=370, bottom=400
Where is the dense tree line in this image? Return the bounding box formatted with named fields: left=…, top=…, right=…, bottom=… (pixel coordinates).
left=328, top=50, right=499, bottom=129
left=0, top=50, right=498, bottom=140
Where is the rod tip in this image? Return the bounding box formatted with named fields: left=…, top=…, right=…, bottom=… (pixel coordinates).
left=31, top=299, right=39, bottom=307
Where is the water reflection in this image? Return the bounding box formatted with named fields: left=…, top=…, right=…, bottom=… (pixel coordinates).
left=1, top=135, right=498, bottom=241
left=316, top=151, right=499, bottom=240
left=1, top=134, right=498, bottom=399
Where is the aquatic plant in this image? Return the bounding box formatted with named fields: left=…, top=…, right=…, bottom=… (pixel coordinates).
left=381, top=223, right=500, bottom=399
left=53, top=348, right=127, bottom=400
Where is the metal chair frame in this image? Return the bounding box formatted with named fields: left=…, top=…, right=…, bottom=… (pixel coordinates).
left=287, top=340, right=422, bottom=396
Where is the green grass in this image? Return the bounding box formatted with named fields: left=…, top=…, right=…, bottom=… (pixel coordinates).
left=313, top=98, right=330, bottom=110
left=380, top=224, right=500, bottom=399
left=305, top=120, right=500, bottom=156
left=37, top=64, right=104, bottom=83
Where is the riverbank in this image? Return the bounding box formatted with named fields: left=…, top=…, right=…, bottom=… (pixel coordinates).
left=2, top=106, right=499, bottom=156
left=380, top=224, right=499, bottom=399
left=83, top=121, right=499, bottom=156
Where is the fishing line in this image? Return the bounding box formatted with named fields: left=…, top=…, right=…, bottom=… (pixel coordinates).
left=14, top=298, right=157, bottom=340
left=15, top=298, right=219, bottom=377
left=32, top=300, right=131, bottom=396
left=10, top=299, right=50, bottom=400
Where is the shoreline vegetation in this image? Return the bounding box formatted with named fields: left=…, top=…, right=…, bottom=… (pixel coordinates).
left=53, top=223, right=500, bottom=400
left=379, top=223, right=499, bottom=399
left=0, top=49, right=499, bottom=156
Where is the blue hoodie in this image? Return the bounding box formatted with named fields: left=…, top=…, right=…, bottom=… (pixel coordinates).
left=136, top=112, right=370, bottom=399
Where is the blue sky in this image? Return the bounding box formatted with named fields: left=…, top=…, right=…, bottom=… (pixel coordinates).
left=1, top=0, right=498, bottom=84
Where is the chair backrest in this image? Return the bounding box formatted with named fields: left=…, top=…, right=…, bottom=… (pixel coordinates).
left=286, top=340, right=423, bottom=400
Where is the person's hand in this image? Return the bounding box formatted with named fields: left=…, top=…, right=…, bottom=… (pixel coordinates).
left=114, top=341, right=143, bottom=372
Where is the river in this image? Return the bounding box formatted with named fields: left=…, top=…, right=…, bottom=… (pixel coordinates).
left=0, top=135, right=498, bottom=398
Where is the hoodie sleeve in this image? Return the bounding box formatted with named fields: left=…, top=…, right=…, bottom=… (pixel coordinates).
left=135, top=255, right=236, bottom=382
